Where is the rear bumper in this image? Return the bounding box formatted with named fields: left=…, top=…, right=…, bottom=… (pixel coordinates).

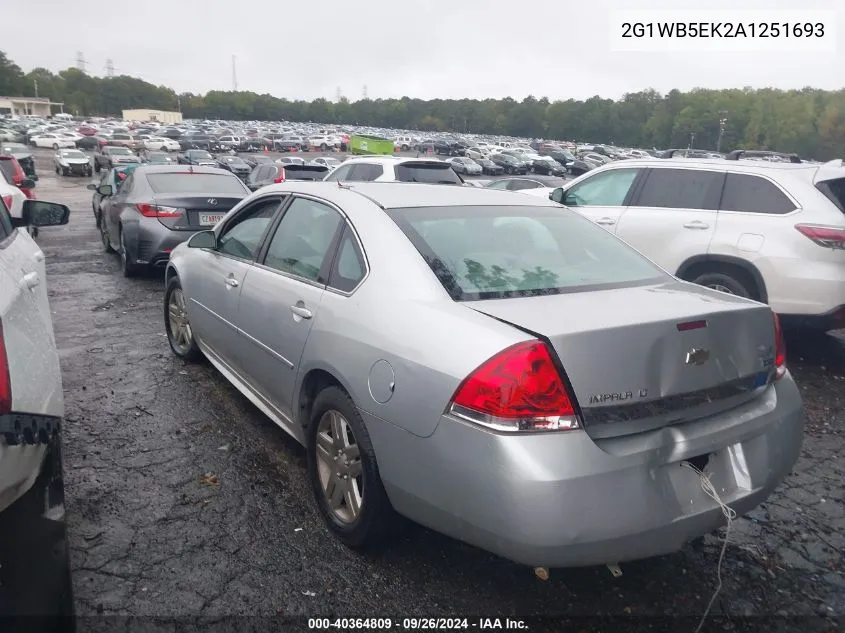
left=0, top=413, right=61, bottom=514
left=365, top=375, right=804, bottom=568
left=132, top=222, right=197, bottom=267
left=779, top=304, right=845, bottom=332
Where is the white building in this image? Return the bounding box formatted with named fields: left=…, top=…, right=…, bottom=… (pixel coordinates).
left=0, top=96, right=64, bottom=117
left=122, top=109, right=183, bottom=124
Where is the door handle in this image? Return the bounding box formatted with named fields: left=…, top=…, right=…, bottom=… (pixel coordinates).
left=225, top=276, right=239, bottom=288
left=290, top=305, right=313, bottom=319
left=683, top=221, right=710, bottom=230
left=596, top=217, right=616, bottom=226
left=22, top=271, right=39, bottom=290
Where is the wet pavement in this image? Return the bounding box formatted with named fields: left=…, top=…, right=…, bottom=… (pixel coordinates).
left=12, top=148, right=845, bottom=629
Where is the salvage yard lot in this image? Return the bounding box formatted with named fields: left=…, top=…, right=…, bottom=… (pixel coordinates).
left=26, top=149, right=845, bottom=626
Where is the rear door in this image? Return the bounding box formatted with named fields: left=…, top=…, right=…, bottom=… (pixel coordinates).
left=234, top=196, right=344, bottom=422
left=559, top=167, right=644, bottom=230
left=616, top=167, right=725, bottom=275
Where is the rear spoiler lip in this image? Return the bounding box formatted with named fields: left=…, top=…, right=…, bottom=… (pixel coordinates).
left=812, top=158, right=845, bottom=185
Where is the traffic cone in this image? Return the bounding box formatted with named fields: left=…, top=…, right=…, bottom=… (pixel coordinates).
left=264, top=145, right=269, bottom=155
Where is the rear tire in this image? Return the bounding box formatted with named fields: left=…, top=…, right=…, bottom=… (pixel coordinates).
left=119, top=228, right=138, bottom=278
left=100, top=218, right=114, bottom=252
left=52, top=143, right=59, bottom=150
left=690, top=271, right=755, bottom=299
left=307, top=386, right=397, bottom=549
left=164, top=277, right=201, bottom=361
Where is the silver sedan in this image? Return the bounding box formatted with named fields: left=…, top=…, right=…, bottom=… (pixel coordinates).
left=163, top=182, right=804, bottom=569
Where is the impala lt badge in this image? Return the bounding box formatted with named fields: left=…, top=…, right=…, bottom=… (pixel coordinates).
left=686, top=348, right=710, bottom=366
left=207, top=198, right=218, bottom=206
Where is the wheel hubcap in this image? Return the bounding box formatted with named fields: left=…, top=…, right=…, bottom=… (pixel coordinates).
left=168, top=288, right=193, bottom=353
left=708, top=283, right=734, bottom=295
left=315, top=410, right=363, bottom=523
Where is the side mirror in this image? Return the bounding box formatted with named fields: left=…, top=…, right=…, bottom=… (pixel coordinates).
left=86, top=183, right=98, bottom=190
left=20, top=179, right=35, bottom=189
left=188, top=230, right=216, bottom=249
left=19, top=200, right=70, bottom=227
left=550, top=188, right=565, bottom=204
left=98, top=184, right=113, bottom=196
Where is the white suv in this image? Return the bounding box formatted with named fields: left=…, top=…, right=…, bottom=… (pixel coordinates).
left=0, top=196, right=70, bottom=515
left=323, top=156, right=463, bottom=185
left=550, top=157, right=845, bottom=331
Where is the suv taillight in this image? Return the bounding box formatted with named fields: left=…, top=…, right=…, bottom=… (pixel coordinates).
left=274, top=167, right=286, bottom=183
left=448, top=340, right=580, bottom=432
left=0, top=321, right=11, bottom=414
left=773, top=313, right=787, bottom=380
left=136, top=203, right=184, bottom=218
left=795, top=224, right=845, bottom=250
left=1, top=195, right=12, bottom=211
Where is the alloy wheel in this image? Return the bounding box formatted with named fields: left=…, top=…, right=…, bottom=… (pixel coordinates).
left=315, top=410, right=364, bottom=524
left=708, top=283, right=735, bottom=295
left=167, top=288, right=194, bottom=354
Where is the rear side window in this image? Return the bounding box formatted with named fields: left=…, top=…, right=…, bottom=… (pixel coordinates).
left=0, top=196, right=12, bottom=241
left=815, top=178, right=845, bottom=214
left=395, top=163, right=461, bottom=184
left=720, top=174, right=796, bottom=214
left=0, top=159, right=15, bottom=183
left=633, top=168, right=724, bottom=210
left=386, top=205, right=666, bottom=301
left=328, top=226, right=366, bottom=292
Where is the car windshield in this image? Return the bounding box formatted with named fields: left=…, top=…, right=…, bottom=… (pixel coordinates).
left=109, top=147, right=132, bottom=155
left=385, top=205, right=666, bottom=301
left=191, top=151, right=213, bottom=159
left=61, top=150, right=86, bottom=159
left=145, top=173, right=247, bottom=194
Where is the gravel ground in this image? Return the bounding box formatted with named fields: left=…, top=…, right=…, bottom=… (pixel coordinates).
left=17, top=148, right=845, bottom=631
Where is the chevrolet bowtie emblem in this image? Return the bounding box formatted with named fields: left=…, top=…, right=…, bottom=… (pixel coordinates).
left=685, top=348, right=710, bottom=366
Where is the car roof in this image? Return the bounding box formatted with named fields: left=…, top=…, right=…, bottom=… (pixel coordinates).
left=266, top=181, right=561, bottom=209
left=611, top=157, right=822, bottom=174
left=341, top=155, right=445, bottom=165
left=130, top=165, right=229, bottom=174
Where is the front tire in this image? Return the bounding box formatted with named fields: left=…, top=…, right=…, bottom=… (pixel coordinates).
left=119, top=228, right=138, bottom=277
left=164, top=277, right=201, bottom=361
left=52, top=143, right=59, bottom=150
left=94, top=162, right=101, bottom=173
left=100, top=217, right=114, bottom=252
left=307, top=386, right=396, bottom=549
left=690, top=271, right=754, bottom=299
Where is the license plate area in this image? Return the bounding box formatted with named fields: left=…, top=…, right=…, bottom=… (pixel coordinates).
left=198, top=213, right=225, bottom=226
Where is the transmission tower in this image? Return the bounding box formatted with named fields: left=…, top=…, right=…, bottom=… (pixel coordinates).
left=75, top=51, right=87, bottom=73
left=232, top=55, right=238, bottom=91
left=335, top=86, right=342, bottom=102
left=362, top=84, right=368, bottom=100
left=105, top=59, right=115, bottom=77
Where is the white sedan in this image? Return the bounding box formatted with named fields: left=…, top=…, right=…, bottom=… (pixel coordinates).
left=144, top=136, right=181, bottom=152
left=30, top=133, right=76, bottom=149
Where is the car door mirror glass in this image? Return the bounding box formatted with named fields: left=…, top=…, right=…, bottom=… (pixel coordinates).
left=23, top=200, right=70, bottom=226
left=98, top=184, right=113, bottom=196
left=550, top=187, right=566, bottom=203
left=188, top=230, right=217, bottom=249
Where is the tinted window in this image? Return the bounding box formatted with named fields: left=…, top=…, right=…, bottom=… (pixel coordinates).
left=0, top=196, right=12, bottom=240
left=485, top=180, right=510, bottom=190
left=347, top=163, right=384, bottom=182
left=328, top=227, right=366, bottom=292
left=395, top=163, right=461, bottom=184
left=508, top=180, right=542, bottom=191
left=817, top=177, right=845, bottom=214
left=263, top=198, right=342, bottom=282
left=0, top=160, right=14, bottom=182
left=633, top=168, right=723, bottom=210
left=720, top=173, right=797, bottom=214
left=565, top=168, right=640, bottom=206
left=324, top=164, right=353, bottom=181
left=217, top=198, right=281, bottom=260
left=146, top=173, right=247, bottom=195
left=386, top=205, right=666, bottom=301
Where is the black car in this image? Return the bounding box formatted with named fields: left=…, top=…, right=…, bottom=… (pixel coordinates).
left=549, top=149, right=576, bottom=167
left=243, top=155, right=274, bottom=169
left=75, top=135, right=107, bottom=151
left=272, top=139, right=302, bottom=152
left=434, top=139, right=468, bottom=156
left=178, top=134, right=217, bottom=151
left=246, top=163, right=328, bottom=191
left=567, top=159, right=596, bottom=176
left=239, top=137, right=271, bottom=152
left=144, top=151, right=175, bottom=165
left=476, top=158, right=504, bottom=176
left=532, top=157, right=566, bottom=176
left=490, top=153, right=528, bottom=175
left=216, top=155, right=252, bottom=179
left=160, top=128, right=183, bottom=139
left=178, top=150, right=218, bottom=166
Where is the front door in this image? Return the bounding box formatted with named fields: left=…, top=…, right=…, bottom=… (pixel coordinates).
left=559, top=167, right=644, bottom=231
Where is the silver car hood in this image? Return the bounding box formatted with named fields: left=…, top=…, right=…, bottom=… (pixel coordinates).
left=471, top=280, right=776, bottom=438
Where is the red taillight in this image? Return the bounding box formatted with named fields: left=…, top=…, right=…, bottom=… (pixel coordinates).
left=449, top=340, right=579, bottom=432
left=135, top=203, right=184, bottom=218
left=0, top=321, right=11, bottom=414
left=274, top=167, right=286, bottom=183
left=1, top=195, right=12, bottom=211
left=795, top=224, right=845, bottom=250
left=773, top=313, right=786, bottom=380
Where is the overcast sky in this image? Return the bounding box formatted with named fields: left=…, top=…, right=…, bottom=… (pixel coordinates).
left=4, top=0, right=843, bottom=101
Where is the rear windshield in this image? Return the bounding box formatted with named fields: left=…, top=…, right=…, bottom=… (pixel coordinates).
left=817, top=178, right=845, bottom=214
left=146, top=173, right=247, bottom=195
left=395, top=163, right=462, bottom=185
left=386, top=205, right=667, bottom=301
left=284, top=165, right=329, bottom=181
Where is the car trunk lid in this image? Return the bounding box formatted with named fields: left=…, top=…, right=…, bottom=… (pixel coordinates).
left=470, top=281, right=777, bottom=439
left=151, top=194, right=244, bottom=230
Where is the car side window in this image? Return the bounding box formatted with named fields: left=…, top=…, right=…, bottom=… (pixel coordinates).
left=262, top=198, right=343, bottom=283
left=217, top=197, right=283, bottom=260
left=632, top=168, right=724, bottom=210
left=324, top=164, right=353, bottom=181
left=719, top=173, right=796, bottom=214
left=347, top=163, right=383, bottom=181
left=564, top=169, right=641, bottom=206
left=508, top=180, right=538, bottom=191
left=486, top=179, right=509, bottom=190
left=0, top=196, right=12, bottom=241
left=118, top=173, right=135, bottom=195
left=328, top=226, right=366, bottom=292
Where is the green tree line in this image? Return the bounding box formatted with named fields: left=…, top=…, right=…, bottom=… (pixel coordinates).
left=2, top=50, right=844, bottom=159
